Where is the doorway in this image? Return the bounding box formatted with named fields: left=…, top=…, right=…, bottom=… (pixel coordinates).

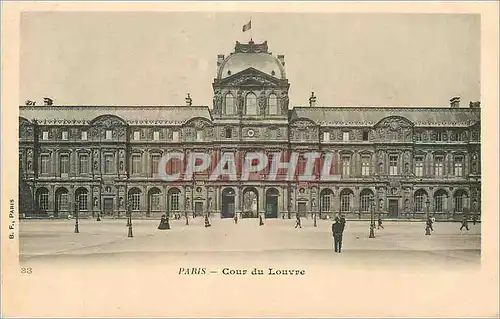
left=265, top=188, right=279, bottom=219
left=298, top=202, right=307, bottom=217
left=103, top=198, right=113, bottom=216
left=221, top=188, right=235, bottom=218
left=194, top=202, right=203, bottom=217
left=388, top=199, right=399, bottom=218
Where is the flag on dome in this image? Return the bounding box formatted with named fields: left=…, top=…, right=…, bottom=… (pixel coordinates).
left=242, top=20, right=251, bottom=32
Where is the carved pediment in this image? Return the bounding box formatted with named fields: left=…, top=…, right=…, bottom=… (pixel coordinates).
left=219, top=68, right=282, bottom=87
left=90, top=115, right=127, bottom=128
left=376, top=116, right=414, bottom=130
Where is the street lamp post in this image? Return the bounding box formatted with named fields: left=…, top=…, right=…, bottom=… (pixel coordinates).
left=74, top=202, right=80, bottom=233
left=369, top=195, right=375, bottom=238
left=425, top=199, right=431, bottom=236
left=127, top=202, right=133, bottom=238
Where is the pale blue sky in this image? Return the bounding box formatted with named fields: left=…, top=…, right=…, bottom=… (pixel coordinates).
left=20, top=12, right=480, bottom=107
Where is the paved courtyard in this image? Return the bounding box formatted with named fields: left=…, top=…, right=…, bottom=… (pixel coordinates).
left=19, top=217, right=480, bottom=269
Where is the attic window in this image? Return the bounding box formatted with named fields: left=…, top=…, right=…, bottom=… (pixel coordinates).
left=225, top=127, right=232, bottom=138
left=271, top=70, right=276, bottom=76
left=362, top=131, right=369, bottom=141
left=227, top=70, right=231, bottom=75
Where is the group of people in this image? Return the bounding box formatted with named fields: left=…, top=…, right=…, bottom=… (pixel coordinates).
left=158, top=214, right=212, bottom=230
left=331, top=215, right=346, bottom=253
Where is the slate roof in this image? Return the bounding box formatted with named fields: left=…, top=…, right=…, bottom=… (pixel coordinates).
left=19, top=106, right=213, bottom=125
left=290, top=106, right=480, bottom=127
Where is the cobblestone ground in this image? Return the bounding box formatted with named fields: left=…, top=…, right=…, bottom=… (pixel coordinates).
left=19, top=217, right=480, bottom=268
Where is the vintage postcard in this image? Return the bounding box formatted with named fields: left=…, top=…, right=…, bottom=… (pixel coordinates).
left=2, top=2, right=499, bottom=318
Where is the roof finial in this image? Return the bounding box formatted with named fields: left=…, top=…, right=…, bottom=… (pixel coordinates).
left=309, top=92, right=317, bottom=107
left=185, top=93, right=192, bottom=106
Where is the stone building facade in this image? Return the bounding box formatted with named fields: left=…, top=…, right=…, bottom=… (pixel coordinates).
left=19, top=40, right=481, bottom=220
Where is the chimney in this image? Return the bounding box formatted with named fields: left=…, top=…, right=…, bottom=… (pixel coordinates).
left=185, top=93, right=192, bottom=106
left=469, top=101, right=481, bottom=108
left=277, top=54, right=285, bottom=66
left=217, top=54, right=225, bottom=67
left=309, top=92, right=317, bottom=107
left=450, top=96, right=460, bottom=108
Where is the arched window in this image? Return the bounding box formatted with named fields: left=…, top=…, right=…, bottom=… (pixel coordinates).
left=434, top=189, right=447, bottom=212
left=128, top=188, right=141, bottom=211
left=360, top=189, right=374, bottom=213
left=55, top=188, right=69, bottom=212
left=454, top=189, right=467, bottom=212
left=75, top=188, right=88, bottom=211
left=320, top=189, right=333, bottom=212
left=268, top=94, right=278, bottom=115
left=245, top=93, right=257, bottom=115
left=36, top=188, right=49, bottom=212
left=225, top=93, right=235, bottom=115
left=340, top=188, right=353, bottom=213
left=148, top=188, right=161, bottom=212
left=168, top=188, right=181, bottom=212
left=414, top=189, right=427, bottom=212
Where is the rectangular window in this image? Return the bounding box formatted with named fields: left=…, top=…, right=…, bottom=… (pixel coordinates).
left=77, top=192, right=88, bottom=211
left=105, top=130, right=113, bottom=140
left=415, top=157, right=424, bottom=177
left=42, top=131, right=49, bottom=140
left=454, top=195, right=463, bottom=212
left=320, top=194, right=331, bottom=212
left=389, top=155, right=398, bottom=176
left=62, top=131, right=69, bottom=140
left=59, top=154, right=69, bottom=176
left=41, top=155, right=50, bottom=174
left=132, top=155, right=141, bottom=174
left=196, top=130, right=204, bottom=141
left=133, top=131, right=141, bottom=140
left=104, top=154, right=114, bottom=174
left=415, top=132, right=422, bottom=141
left=342, top=156, right=350, bottom=177
left=362, top=131, right=369, bottom=141
left=79, top=154, right=89, bottom=174
left=341, top=194, right=351, bottom=212
left=415, top=194, right=425, bottom=212
left=172, top=131, right=179, bottom=141
left=361, top=156, right=370, bottom=176
left=130, top=193, right=140, bottom=211
left=151, top=155, right=160, bottom=175
left=153, top=131, right=160, bottom=141
left=59, top=193, right=69, bottom=211
left=81, top=131, right=88, bottom=140
left=342, top=131, right=349, bottom=141
left=454, top=156, right=463, bottom=177
left=434, top=156, right=444, bottom=176
left=226, top=128, right=232, bottom=138
left=323, top=132, right=330, bottom=141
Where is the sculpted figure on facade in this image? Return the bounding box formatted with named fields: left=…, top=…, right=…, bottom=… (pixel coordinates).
left=259, top=91, right=266, bottom=114
left=213, top=89, right=222, bottom=112
left=280, top=91, right=289, bottom=113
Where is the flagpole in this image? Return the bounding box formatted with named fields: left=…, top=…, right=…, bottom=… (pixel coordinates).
left=250, top=16, right=253, bottom=42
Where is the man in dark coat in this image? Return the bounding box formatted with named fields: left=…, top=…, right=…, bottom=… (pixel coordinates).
left=295, top=214, right=302, bottom=228
left=472, top=215, right=478, bottom=225
left=426, top=217, right=434, bottom=231
left=460, top=216, right=469, bottom=231
left=340, top=214, right=346, bottom=231
left=332, top=217, right=344, bottom=253
left=204, top=214, right=211, bottom=227
left=377, top=216, right=384, bottom=229
left=259, top=215, right=264, bottom=226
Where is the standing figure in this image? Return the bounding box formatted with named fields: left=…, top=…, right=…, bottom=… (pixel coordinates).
left=204, top=214, right=211, bottom=228
left=234, top=214, right=238, bottom=224
left=460, top=216, right=469, bottom=231
left=472, top=215, right=478, bottom=225
left=426, top=217, right=434, bottom=231
left=158, top=214, right=169, bottom=230
left=97, top=213, right=102, bottom=222
left=332, top=217, right=345, bottom=253
left=295, top=215, right=302, bottom=228
left=184, top=212, right=189, bottom=226
left=377, top=216, right=384, bottom=229
left=340, top=214, right=346, bottom=231
left=259, top=215, right=264, bottom=226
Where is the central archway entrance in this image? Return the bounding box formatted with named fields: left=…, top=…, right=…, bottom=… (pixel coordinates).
left=265, top=188, right=279, bottom=218
left=221, top=187, right=235, bottom=218
left=242, top=187, right=259, bottom=218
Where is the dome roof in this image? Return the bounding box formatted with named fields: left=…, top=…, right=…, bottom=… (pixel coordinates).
left=217, top=41, right=286, bottom=80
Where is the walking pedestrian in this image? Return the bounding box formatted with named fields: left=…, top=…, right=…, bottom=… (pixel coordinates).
left=427, top=217, right=434, bottom=231
left=204, top=214, right=211, bottom=228
left=340, top=214, right=346, bottom=231
left=234, top=214, right=238, bottom=224
left=472, top=215, right=477, bottom=225
left=460, top=216, right=469, bottom=231
left=158, top=214, right=170, bottom=230
left=259, top=215, right=264, bottom=226
left=96, top=213, right=101, bottom=222
left=295, top=215, right=302, bottom=228
left=332, top=217, right=345, bottom=253
left=377, top=216, right=384, bottom=229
